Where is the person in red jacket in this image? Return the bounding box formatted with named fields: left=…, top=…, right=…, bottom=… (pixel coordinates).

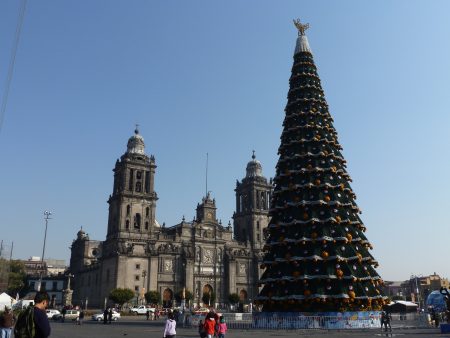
left=203, top=313, right=216, bottom=338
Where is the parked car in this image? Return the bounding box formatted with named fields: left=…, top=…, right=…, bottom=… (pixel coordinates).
left=130, top=305, right=155, bottom=315
left=53, top=310, right=80, bottom=321
left=92, top=310, right=121, bottom=321
left=46, top=309, right=60, bottom=319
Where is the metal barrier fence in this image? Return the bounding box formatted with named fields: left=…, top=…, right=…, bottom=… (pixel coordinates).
left=186, top=312, right=431, bottom=330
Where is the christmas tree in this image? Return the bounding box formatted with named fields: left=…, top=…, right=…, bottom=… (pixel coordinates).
left=256, top=20, right=387, bottom=313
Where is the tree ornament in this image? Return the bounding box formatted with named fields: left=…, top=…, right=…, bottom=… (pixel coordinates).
left=346, top=233, right=352, bottom=242
left=324, top=195, right=331, bottom=202
left=321, top=251, right=329, bottom=259
left=335, top=216, right=342, bottom=223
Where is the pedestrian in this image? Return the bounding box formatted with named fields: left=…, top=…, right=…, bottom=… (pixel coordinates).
left=198, top=319, right=206, bottom=338
left=103, top=308, right=108, bottom=324
left=163, top=312, right=176, bottom=338
left=203, top=313, right=216, bottom=338
left=14, top=291, right=51, bottom=338
left=146, top=309, right=150, bottom=321
left=380, top=311, right=391, bottom=332
left=78, top=310, right=84, bottom=325
left=0, top=306, right=15, bottom=338
left=61, top=307, right=67, bottom=323
left=108, top=308, right=113, bottom=324
left=217, top=316, right=227, bottom=338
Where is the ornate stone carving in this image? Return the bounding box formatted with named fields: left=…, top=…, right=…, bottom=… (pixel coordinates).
left=239, top=263, right=247, bottom=274
left=157, top=242, right=179, bottom=254
left=203, top=248, right=213, bottom=264
left=163, top=259, right=173, bottom=272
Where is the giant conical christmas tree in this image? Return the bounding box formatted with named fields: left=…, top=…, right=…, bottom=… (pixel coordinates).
left=256, top=20, right=387, bottom=313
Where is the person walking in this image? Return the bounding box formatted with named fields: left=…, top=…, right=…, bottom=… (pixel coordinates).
left=0, top=307, right=15, bottom=338
left=163, top=312, right=176, bottom=338
left=217, top=316, right=227, bottom=338
left=198, top=319, right=206, bottom=338
left=203, top=313, right=216, bottom=338
left=61, top=307, right=67, bottom=323
left=146, top=309, right=150, bottom=321
left=14, top=291, right=51, bottom=338
left=108, top=308, right=113, bottom=324
left=103, top=308, right=108, bottom=325
left=78, top=310, right=84, bottom=325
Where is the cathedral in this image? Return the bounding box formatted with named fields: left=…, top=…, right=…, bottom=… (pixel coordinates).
left=69, top=128, right=272, bottom=308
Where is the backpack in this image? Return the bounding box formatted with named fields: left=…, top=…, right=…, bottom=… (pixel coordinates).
left=14, top=306, right=35, bottom=338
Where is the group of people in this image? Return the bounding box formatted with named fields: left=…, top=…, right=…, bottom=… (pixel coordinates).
left=102, top=308, right=114, bottom=324
left=162, top=308, right=228, bottom=338
left=198, top=310, right=227, bottom=338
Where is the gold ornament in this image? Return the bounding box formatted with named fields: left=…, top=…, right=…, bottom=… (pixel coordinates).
left=324, top=195, right=331, bottom=202
left=321, top=251, right=329, bottom=259
left=315, top=179, right=321, bottom=185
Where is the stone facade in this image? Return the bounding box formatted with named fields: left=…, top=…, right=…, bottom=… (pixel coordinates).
left=69, top=130, right=272, bottom=308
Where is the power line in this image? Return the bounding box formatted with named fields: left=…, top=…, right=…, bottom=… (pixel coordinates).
left=0, top=0, right=28, bottom=134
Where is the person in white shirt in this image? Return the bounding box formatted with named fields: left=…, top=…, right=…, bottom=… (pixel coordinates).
left=163, top=312, right=177, bottom=338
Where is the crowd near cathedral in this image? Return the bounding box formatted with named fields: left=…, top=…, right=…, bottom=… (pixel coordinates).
left=69, top=128, right=273, bottom=308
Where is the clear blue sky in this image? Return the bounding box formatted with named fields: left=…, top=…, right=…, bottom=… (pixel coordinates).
left=1, top=0, right=450, bottom=281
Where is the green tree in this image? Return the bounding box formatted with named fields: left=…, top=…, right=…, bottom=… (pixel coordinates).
left=202, top=292, right=216, bottom=306
left=174, top=289, right=193, bottom=303
left=7, top=260, right=27, bottom=296
left=228, top=293, right=240, bottom=304
left=109, top=288, right=135, bottom=306
left=144, top=290, right=161, bottom=305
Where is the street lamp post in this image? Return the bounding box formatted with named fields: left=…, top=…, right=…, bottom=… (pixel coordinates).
left=38, top=211, right=52, bottom=290
left=411, top=274, right=422, bottom=310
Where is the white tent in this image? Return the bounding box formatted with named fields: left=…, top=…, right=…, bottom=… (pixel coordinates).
left=0, top=292, right=16, bottom=310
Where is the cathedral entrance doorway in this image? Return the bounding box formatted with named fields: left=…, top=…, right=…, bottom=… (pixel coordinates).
left=239, top=289, right=248, bottom=302
left=202, top=284, right=214, bottom=306
left=162, top=288, right=173, bottom=308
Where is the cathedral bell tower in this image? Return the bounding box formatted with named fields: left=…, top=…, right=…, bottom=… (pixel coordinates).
left=233, top=152, right=272, bottom=249
left=106, top=127, right=158, bottom=240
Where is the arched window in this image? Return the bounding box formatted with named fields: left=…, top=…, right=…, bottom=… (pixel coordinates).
left=146, top=207, right=150, bottom=217
left=134, top=213, right=141, bottom=229
left=126, top=205, right=131, bottom=216
left=145, top=221, right=149, bottom=230
left=125, top=220, right=130, bottom=229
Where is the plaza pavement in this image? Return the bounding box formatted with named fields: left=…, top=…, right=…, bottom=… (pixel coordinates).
left=48, top=317, right=447, bottom=338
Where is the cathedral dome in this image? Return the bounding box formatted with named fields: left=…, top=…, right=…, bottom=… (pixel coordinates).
left=77, top=227, right=88, bottom=240
left=246, top=151, right=263, bottom=178
left=127, top=127, right=145, bottom=155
